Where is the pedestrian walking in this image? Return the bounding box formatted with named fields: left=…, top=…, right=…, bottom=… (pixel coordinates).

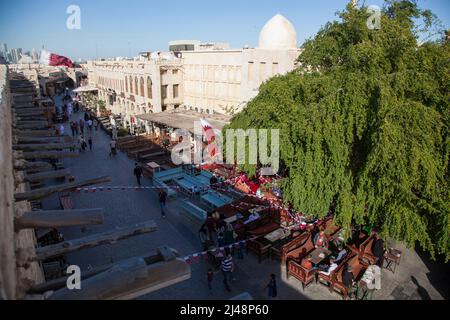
left=84, top=112, right=90, bottom=122
left=158, top=188, right=167, bottom=218
left=93, top=119, right=99, bottom=131
left=199, top=224, right=210, bottom=251
left=87, top=119, right=93, bottom=132
left=133, top=163, right=143, bottom=186
left=109, top=139, right=117, bottom=157
left=207, top=268, right=214, bottom=291
left=70, top=121, right=76, bottom=137
left=79, top=135, right=87, bottom=152
left=59, top=124, right=65, bottom=136
left=79, top=119, right=85, bottom=134
left=88, top=136, right=93, bottom=150
left=264, top=274, right=277, bottom=299
left=221, top=250, right=233, bottom=292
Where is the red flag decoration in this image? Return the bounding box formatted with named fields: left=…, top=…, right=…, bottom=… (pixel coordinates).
left=200, top=118, right=219, bottom=160
left=40, top=50, right=74, bottom=68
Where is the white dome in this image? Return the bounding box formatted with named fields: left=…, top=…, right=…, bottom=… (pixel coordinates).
left=258, top=14, right=297, bottom=50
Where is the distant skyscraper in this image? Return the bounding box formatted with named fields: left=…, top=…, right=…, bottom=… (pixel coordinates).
left=31, top=48, right=38, bottom=61
left=1, top=43, right=7, bottom=55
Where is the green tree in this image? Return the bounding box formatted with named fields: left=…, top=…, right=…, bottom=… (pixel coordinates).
left=225, top=1, right=449, bottom=260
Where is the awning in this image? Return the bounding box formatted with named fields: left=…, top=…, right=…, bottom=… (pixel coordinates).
left=73, top=85, right=99, bottom=93
left=136, top=110, right=231, bottom=134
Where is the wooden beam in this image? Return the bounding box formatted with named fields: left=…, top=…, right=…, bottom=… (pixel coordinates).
left=32, top=220, right=157, bottom=261
left=21, top=150, right=79, bottom=160
left=14, top=161, right=53, bottom=171
left=47, top=250, right=190, bottom=300
left=28, top=262, right=114, bottom=294
left=23, top=169, right=71, bottom=182
left=15, top=129, right=56, bottom=136
left=15, top=209, right=104, bottom=230
left=16, top=136, right=66, bottom=144
left=13, top=143, right=76, bottom=151
left=15, top=120, right=49, bottom=126
left=15, top=123, right=50, bottom=130
left=14, top=175, right=111, bottom=202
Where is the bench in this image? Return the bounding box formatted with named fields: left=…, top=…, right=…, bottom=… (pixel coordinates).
left=180, top=201, right=207, bottom=223
left=154, top=167, right=183, bottom=182
left=152, top=180, right=177, bottom=199
left=201, top=191, right=233, bottom=209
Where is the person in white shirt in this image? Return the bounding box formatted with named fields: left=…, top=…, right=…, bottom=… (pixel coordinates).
left=319, top=258, right=338, bottom=276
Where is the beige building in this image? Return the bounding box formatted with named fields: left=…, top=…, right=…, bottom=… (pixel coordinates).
left=86, top=14, right=301, bottom=129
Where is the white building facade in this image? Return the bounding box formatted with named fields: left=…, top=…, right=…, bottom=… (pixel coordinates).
left=86, top=14, right=301, bottom=126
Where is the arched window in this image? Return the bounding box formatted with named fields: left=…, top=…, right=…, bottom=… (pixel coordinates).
left=129, top=76, right=133, bottom=94
left=125, top=76, right=128, bottom=92
left=140, top=77, right=144, bottom=97
left=131, top=103, right=135, bottom=113
left=134, top=77, right=139, bottom=95
left=147, top=76, right=152, bottom=99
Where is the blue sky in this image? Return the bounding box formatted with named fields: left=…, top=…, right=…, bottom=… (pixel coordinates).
left=0, top=0, right=449, bottom=61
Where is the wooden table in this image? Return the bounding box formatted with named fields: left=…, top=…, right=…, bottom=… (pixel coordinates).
left=265, top=228, right=290, bottom=243
left=308, top=247, right=332, bottom=265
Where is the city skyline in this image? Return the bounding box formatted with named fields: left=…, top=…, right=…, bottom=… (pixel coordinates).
left=1, top=0, right=449, bottom=61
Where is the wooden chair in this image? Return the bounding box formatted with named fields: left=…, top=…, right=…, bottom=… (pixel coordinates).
left=284, top=233, right=315, bottom=264
left=331, top=254, right=368, bottom=300
left=286, top=260, right=317, bottom=291
left=246, top=238, right=272, bottom=264
left=278, top=231, right=309, bottom=263
left=317, top=254, right=352, bottom=292
left=348, top=233, right=378, bottom=265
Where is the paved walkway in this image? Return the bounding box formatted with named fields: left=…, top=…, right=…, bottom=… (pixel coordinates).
left=40, top=93, right=448, bottom=300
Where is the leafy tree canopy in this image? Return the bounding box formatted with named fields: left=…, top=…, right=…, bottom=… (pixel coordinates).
left=225, top=0, right=449, bottom=260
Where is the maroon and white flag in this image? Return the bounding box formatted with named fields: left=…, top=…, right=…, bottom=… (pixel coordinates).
left=40, top=50, right=74, bottom=68
left=200, top=118, right=219, bottom=159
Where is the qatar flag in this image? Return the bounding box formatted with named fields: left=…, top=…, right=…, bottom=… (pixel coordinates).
left=200, top=118, right=219, bottom=159
left=40, top=50, right=74, bottom=68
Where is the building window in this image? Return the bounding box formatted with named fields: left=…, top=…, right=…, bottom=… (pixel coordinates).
left=248, top=62, right=254, bottom=81
left=160, top=69, right=167, bottom=75
left=272, top=62, right=279, bottom=75
left=259, top=62, right=266, bottom=81
left=172, top=69, right=178, bottom=75
left=173, top=84, right=179, bottom=98
left=129, top=76, right=133, bottom=94
left=147, top=77, right=152, bottom=99
left=161, top=85, right=168, bottom=99
left=174, top=104, right=180, bottom=109
left=162, top=105, right=167, bottom=111
left=140, top=77, right=145, bottom=97
left=134, top=77, right=139, bottom=95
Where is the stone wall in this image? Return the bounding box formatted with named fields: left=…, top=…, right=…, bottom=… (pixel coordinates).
left=0, top=65, right=17, bottom=299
